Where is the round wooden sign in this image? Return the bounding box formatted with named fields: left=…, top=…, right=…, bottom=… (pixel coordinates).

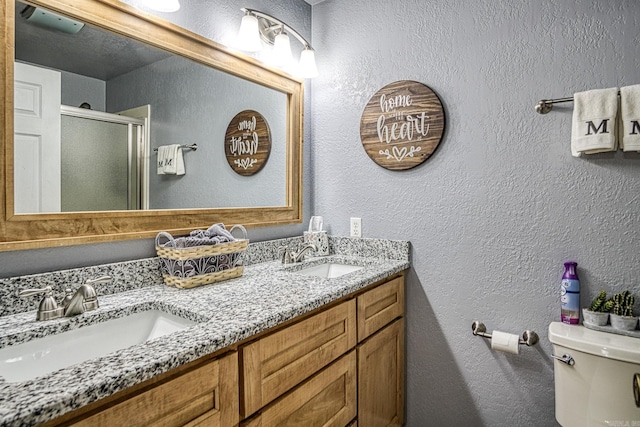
left=360, top=80, right=445, bottom=170
left=225, top=110, right=271, bottom=176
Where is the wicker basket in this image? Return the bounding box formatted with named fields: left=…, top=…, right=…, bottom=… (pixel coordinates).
left=155, top=224, right=248, bottom=289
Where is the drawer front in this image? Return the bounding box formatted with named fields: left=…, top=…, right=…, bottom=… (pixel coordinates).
left=71, top=353, right=238, bottom=427
left=241, top=300, right=356, bottom=417
left=357, top=275, right=404, bottom=342
left=248, top=351, right=357, bottom=427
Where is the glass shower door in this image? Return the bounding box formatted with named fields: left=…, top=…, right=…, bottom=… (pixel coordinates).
left=60, top=110, right=143, bottom=211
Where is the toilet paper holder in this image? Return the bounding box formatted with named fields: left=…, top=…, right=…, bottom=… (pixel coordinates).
left=471, top=321, right=539, bottom=347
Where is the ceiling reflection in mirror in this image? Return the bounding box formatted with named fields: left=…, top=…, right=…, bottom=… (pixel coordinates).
left=13, top=1, right=287, bottom=214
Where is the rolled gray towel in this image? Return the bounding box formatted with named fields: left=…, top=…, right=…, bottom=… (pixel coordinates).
left=205, top=223, right=235, bottom=241
left=184, top=223, right=235, bottom=246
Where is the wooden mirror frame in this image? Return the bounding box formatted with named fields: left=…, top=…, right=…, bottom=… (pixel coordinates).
left=0, top=0, right=303, bottom=251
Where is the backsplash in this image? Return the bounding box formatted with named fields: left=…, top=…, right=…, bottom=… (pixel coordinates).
left=329, top=236, right=410, bottom=260
left=0, top=236, right=411, bottom=317
left=0, top=258, right=161, bottom=317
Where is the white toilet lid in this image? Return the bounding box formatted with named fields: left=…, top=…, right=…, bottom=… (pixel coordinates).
left=549, top=322, right=640, bottom=364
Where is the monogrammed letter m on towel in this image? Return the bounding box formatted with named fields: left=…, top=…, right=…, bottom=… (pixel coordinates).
left=571, top=87, right=618, bottom=157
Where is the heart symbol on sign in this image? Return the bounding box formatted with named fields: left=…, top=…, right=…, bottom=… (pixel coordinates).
left=392, top=146, right=408, bottom=161
left=235, top=157, right=257, bottom=170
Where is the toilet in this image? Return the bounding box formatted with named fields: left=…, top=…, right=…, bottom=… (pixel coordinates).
left=549, top=322, right=640, bottom=427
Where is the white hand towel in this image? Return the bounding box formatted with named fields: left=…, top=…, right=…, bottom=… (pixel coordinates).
left=164, top=144, right=179, bottom=174
left=173, top=144, right=185, bottom=176
left=156, top=145, right=169, bottom=175
left=620, top=85, right=640, bottom=152
left=571, top=87, right=618, bottom=157
left=156, top=144, right=185, bottom=175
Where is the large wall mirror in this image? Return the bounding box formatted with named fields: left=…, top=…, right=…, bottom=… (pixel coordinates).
left=1, top=0, right=304, bottom=251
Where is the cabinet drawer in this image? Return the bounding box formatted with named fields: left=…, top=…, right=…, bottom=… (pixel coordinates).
left=70, top=352, right=239, bottom=427
left=245, top=351, right=357, bottom=427
left=241, top=300, right=356, bottom=417
left=357, top=275, right=404, bottom=342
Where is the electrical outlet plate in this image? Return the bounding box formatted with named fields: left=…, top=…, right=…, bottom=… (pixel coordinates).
left=350, top=217, right=361, bottom=238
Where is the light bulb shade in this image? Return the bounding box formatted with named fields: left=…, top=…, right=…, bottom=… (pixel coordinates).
left=142, top=0, right=180, bottom=12
left=298, top=49, right=318, bottom=78
left=236, top=14, right=262, bottom=52
left=273, top=33, right=293, bottom=68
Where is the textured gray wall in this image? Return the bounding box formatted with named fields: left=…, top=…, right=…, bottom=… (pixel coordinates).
left=107, top=55, right=287, bottom=209
left=1, top=0, right=312, bottom=276
left=310, top=0, right=640, bottom=426
left=60, top=70, right=105, bottom=110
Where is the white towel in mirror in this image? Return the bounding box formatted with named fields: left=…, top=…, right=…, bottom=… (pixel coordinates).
left=156, top=144, right=185, bottom=175
left=571, top=87, right=618, bottom=157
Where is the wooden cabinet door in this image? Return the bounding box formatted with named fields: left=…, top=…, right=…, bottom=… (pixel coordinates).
left=69, top=352, right=239, bottom=427
left=357, top=275, right=404, bottom=342
left=241, top=300, right=356, bottom=418
left=358, top=319, right=404, bottom=427
left=246, top=351, right=357, bottom=427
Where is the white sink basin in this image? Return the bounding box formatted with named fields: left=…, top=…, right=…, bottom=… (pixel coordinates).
left=0, top=310, right=195, bottom=383
left=296, top=263, right=364, bottom=279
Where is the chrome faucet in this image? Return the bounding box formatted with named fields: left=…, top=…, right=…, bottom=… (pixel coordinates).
left=280, top=243, right=318, bottom=264
left=62, top=283, right=100, bottom=316
left=293, top=243, right=318, bottom=262
left=19, top=276, right=110, bottom=321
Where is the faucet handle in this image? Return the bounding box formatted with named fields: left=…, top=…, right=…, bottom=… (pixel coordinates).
left=18, top=286, right=53, bottom=299
left=86, top=275, right=111, bottom=285
left=19, top=286, right=64, bottom=321
left=279, top=245, right=293, bottom=264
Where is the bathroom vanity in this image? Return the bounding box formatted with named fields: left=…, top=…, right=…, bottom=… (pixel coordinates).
left=0, top=237, right=409, bottom=427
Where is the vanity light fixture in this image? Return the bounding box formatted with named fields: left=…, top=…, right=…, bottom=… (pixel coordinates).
left=141, top=0, right=180, bottom=13
left=272, top=32, right=293, bottom=68
left=237, top=8, right=318, bottom=78
left=236, top=12, right=263, bottom=52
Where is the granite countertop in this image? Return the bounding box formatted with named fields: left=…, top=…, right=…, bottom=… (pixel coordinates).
left=0, top=254, right=409, bottom=427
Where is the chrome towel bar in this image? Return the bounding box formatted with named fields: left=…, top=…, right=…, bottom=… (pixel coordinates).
left=535, top=91, right=621, bottom=114
left=153, top=144, right=198, bottom=153
left=535, top=97, right=574, bottom=114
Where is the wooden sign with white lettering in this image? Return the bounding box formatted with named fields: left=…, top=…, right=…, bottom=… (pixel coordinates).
left=225, top=110, right=271, bottom=176
left=360, top=81, right=445, bottom=170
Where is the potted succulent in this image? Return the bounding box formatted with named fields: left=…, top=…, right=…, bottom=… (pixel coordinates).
left=582, top=290, right=613, bottom=326
left=609, top=290, right=638, bottom=331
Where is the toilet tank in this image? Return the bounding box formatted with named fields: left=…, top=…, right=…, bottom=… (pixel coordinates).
left=549, top=322, right=640, bottom=427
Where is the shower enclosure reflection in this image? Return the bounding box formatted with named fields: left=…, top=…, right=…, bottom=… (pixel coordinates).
left=60, top=107, right=145, bottom=212
left=13, top=57, right=147, bottom=213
